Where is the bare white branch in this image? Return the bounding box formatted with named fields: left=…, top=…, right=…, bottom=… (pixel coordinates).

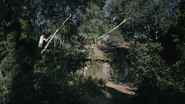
left=98, top=18, right=130, bottom=40
left=41, top=13, right=71, bottom=54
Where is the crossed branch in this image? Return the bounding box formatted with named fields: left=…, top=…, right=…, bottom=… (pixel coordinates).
left=98, top=18, right=130, bottom=40
left=41, top=13, right=71, bottom=54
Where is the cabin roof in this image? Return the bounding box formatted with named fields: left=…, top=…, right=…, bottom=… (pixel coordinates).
left=64, top=41, right=130, bottom=60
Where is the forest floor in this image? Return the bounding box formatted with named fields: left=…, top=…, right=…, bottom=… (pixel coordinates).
left=86, top=82, right=137, bottom=104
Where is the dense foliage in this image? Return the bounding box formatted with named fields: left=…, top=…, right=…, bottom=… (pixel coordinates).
left=0, top=0, right=185, bottom=104
left=127, top=0, right=185, bottom=103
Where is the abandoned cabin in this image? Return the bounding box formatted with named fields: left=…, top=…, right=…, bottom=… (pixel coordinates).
left=64, top=41, right=131, bottom=81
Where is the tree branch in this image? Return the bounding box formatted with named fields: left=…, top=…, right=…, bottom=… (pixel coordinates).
left=42, top=35, right=52, bottom=42
left=98, top=18, right=130, bottom=40
left=0, top=51, right=7, bottom=56
left=0, top=42, right=7, bottom=45
left=41, top=13, right=71, bottom=54
left=7, top=68, right=15, bottom=78
left=19, top=14, right=34, bottom=20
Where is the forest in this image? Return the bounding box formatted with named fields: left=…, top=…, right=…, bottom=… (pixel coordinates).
left=0, top=0, right=185, bottom=104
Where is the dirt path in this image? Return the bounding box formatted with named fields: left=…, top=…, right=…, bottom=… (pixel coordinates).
left=87, top=82, right=136, bottom=104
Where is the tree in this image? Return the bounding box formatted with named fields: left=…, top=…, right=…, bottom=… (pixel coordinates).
left=0, top=0, right=107, bottom=103
left=126, top=1, right=185, bottom=103
left=77, top=2, right=107, bottom=44
left=159, top=0, right=185, bottom=89
left=108, top=0, right=177, bottom=41
left=0, top=17, right=37, bottom=103
left=127, top=37, right=164, bottom=90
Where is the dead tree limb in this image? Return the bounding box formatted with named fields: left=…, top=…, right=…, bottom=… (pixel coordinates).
left=98, top=18, right=130, bottom=40
left=0, top=42, right=8, bottom=45
left=41, top=13, right=71, bottom=54
left=0, top=64, right=3, bottom=80
left=7, top=68, right=15, bottom=78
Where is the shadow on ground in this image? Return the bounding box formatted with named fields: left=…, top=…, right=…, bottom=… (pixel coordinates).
left=106, top=86, right=134, bottom=104
left=87, top=86, right=135, bottom=104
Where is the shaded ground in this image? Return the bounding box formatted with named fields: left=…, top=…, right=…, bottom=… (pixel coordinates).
left=87, top=82, right=136, bottom=104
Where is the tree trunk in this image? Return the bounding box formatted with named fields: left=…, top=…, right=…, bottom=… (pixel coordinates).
left=0, top=66, right=3, bottom=80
